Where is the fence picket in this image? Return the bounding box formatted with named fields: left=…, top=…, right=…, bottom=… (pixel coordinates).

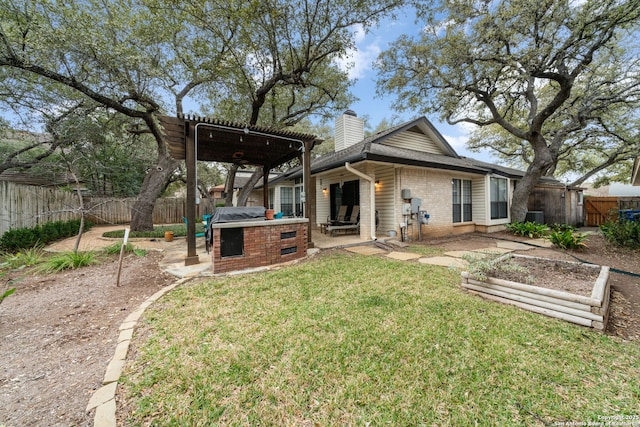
left=1, top=182, right=212, bottom=237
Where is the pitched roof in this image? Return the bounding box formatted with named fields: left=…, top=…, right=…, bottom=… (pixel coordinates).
left=279, top=116, right=535, bottom=181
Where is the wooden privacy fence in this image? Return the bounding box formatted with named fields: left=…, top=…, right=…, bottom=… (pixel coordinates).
left=0, top=181, right=80, bottom=237
left=0, top=181, right=211, bottom=237
left=84, top=197, right=210, bottom=225
left=584, top=196, right=640, bottom=226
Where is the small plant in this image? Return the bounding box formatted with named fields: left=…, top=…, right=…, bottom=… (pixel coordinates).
left=505, top=221, right=549, bottom=238
left=0, top=287, right=15, bottom=304
left=1, top=246, right=44, bottom=269
left=600, top=219, right=640, bottom=249
left=104, top=241, right=133, bottom=255
left=462, top=253, right=534, bottom=284
left=39, top=251, right=98, bottom=273
left=103, top=242, right=147, bottom=257
left=133, top=248, right=147, bottom=257
left=548, top=229, right=589, bottom=250
left=549, top=223, right=577, bottom=233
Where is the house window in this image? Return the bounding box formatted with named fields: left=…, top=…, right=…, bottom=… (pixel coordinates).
left=490, top=177, right=508, bottom=219
left=294, top=185, right=303, bottom=217
left=268, top=188, right=275, bottom=210
left=280, top=187, right=293, bottom=216
left=452, top=179, right=472, bottom=223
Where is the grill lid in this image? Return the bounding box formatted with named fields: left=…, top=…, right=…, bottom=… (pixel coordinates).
left=209, top=206, right=266, bottom=223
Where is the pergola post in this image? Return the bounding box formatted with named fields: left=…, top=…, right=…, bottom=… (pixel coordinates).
left=263, top=165, right=271, bottom=209
left=303, top=141, right=313, bottom=247
left=184, top=123, right=199, bottom=266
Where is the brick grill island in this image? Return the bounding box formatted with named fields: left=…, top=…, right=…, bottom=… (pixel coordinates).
left=208, top=208, right=308, bottom=274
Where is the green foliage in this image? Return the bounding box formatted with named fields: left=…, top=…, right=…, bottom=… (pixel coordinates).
left=0, top=287, right=15, bottom=304
left=548, top=229, right=589, bottom=251
left=505, top=221, right=549, bottom=238
left=1, top=246, right=44, bottom=269
left=462, top=253, right=534, bottom=283
left=103, top=225, right=187, bottom=239
left=0, top=219, right=93, bottom=253
left=38, top=251, right=97, bottom=273
left=549, top=223, right=577, bottom=233
left=103, top=242, right=133, bottom=255
left=600, top=220, right=640, bottom=249
left=103, top=242, right=147, bottom=257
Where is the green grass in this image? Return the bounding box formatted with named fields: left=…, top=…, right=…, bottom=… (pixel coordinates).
left=121, top=253, right=640, bottom=426
left=406, top=244, right=446, bottom=257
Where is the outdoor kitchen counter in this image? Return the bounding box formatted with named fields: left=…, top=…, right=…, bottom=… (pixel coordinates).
left=209, top=218, right=308, bottom=274
left=209, top=217, right=308, bottom=228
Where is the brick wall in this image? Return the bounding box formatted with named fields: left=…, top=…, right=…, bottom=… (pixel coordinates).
left=211, top=221, right=308, bottom=274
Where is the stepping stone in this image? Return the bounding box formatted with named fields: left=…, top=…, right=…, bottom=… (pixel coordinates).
left=529, top=238, right=553, bottom=248
left=472, top=247, right=513, bottom=255
left=444, top=250, right=488, bottom=259
left=346, top=246, right=387, bottom=255
left=496, top=241, right=534, bottom=250
left=386, top=251, right=422, bottom=261
left=418, top=256, right=468, bottom=268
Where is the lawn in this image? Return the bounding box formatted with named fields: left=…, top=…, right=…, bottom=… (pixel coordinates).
left=120, top=252, right=640, bottom=426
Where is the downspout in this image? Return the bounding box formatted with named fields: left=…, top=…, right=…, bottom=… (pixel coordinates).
left=345, top=162, right=377, bottom=241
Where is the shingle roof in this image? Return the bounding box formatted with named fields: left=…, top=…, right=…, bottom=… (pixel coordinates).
left=277, top=116, right=566, bottom=186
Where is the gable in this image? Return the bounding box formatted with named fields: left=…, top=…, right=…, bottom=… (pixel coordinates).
left=379, top=126, right=446, bottom=155
left=374, top=119, right=458, bottom=157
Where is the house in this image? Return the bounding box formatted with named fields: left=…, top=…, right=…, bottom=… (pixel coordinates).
left=265, top=111, right=583, bottom=241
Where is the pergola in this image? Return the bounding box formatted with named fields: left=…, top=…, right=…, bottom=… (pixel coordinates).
left=159, top=114, right=322, bottom=265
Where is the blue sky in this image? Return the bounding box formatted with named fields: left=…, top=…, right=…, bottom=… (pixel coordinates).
left=337, top=12, right=496, bottom=163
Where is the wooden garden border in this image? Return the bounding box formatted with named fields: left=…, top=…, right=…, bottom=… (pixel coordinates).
left=461, top=254, right=610, bottom=330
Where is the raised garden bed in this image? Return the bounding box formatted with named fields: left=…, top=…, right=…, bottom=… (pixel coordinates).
left=461, top=254, right=610, bottom=330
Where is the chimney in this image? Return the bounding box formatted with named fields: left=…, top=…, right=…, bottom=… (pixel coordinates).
left=335, top=109, right=364, bottom=152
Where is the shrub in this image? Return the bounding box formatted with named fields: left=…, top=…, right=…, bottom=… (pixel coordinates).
left=103, top=224, right=187, bottom=239
left=0, top=219, right=93, bottom=253
left=1, top=246, right=44, bottom=269
left=38, top=251, right=98, bottom=273
left=103, top=242, right=147, bottom=257
left=505, top=221, right=549, bottom=238
left=600, top=220, right=640, bottom=249
left=462, top=253, right=534, bottom=283
left=549, top=223, right=577, bottom=233
left=548, top=229, right=589, bottom=250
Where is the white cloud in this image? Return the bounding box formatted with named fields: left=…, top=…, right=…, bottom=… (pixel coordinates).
left=335, top=25, right=382, bottom=80
left=442, top=132, right=469, bottom=151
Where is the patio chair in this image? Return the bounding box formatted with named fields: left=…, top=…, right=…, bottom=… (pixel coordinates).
left=328, top=205, right=348, bottom=225
left=182, top=216, right=206, bottom=237
left=345, top=205, right=359, bottom=224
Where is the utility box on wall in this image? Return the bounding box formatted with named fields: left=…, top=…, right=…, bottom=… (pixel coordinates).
left=411, top=198, right=422, bottom=213
left=401, top=189, right=411, bottom=199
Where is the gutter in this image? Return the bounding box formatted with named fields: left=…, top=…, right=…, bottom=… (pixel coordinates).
left=345, top=162, right=377, bottom=241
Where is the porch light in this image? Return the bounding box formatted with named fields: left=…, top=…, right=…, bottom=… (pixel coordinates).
left=375, top=180, right=380, bottom=188
left=322, top=187, right=328, bottom=195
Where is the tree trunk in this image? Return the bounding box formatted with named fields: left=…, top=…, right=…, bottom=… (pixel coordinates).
left=130, top=152, right=180, bottom=231
left=236, top=167, right=264, bottom=206
left=223, top=164, right=239, bottom=207
left=510, top=161, right=550, bottom=223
